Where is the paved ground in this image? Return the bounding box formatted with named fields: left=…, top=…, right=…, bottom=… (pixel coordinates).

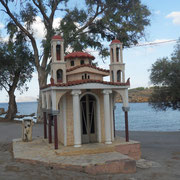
left=0, top=122, right=180, bottom=180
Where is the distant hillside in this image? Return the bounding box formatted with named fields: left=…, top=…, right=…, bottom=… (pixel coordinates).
left=116, top=87, right=153, bottom=103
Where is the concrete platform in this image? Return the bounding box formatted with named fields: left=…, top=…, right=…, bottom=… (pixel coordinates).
left=12, top=137, right=141, bottom=175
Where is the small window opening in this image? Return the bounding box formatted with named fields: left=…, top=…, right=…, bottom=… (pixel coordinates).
left=81, top=60, right=84, bottom=65
left=116, top=47, right=119, bottom=62
left=117, top=70, right=121, bottom=82
left=56, top=45, right=61, bottom=61
left=57, top=69, right=63, bottom=83
left=111, top=48, right=114, bottom=62
left=70, top=60, right=74, bottom=66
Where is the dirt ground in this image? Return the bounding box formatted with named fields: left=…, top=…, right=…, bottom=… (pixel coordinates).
left=0, top=122, right=180, bottom=180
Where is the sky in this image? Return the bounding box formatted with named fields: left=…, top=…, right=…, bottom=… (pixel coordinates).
left=0, top=0, right=180, bottom=103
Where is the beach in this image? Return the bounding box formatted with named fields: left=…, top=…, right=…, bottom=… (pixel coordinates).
left=0, top=122, right=179, bottom=180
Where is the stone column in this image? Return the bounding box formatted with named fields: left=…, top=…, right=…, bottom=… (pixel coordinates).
left=122, top=71, right=125, bottom=83
left=122, top=107, right=130, bottom=142
left=113, top=46, right=117, bottom=63
left=71, top=90, right=81, bottom=147
left=61, top=41, right=64, bottom=61
left=120, top=44, right=123, bottom=63
left=103, top=90, right=112, bottom=144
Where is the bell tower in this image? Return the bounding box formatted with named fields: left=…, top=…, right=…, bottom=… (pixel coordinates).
left=50, top=35, right=66, bottom=83
left=109, top=39, right=125, bottom=83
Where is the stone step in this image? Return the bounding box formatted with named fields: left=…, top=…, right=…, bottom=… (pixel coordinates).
left=13, top=138, right=137, bottom=174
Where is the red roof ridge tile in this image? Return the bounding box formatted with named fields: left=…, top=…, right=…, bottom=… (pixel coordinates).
left=111, top=39, right=121, bottom=44
left=41, top=79, right=130, bottom=89
left=67, top=64, right=109, bottom=73
left=65, top=51, right=95, bottom=60
left=52, top=35, right=63, bottom=40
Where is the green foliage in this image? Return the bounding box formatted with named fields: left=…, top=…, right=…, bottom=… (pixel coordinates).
left=0, top=0, right=151, bottom=73
left=20, top=2, right=38, bottom=30
left=135, top=87, right=145, bottom=91
left=149, top=39, right=180, bottom=111
left=59, top=0, right=151, bottom=58
left=0, top=31, right=34, bottom=93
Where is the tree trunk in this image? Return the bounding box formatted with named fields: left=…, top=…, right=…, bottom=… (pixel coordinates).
left=36, top=69, right=47, bottom=123
left=5, top=91, right=17, bottom=121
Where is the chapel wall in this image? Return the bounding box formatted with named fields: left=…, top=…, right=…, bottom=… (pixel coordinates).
left=67, top=73, right=103, bottom=81
left=66, top=58, right=90, bottom=69
left=65, top=92, right=74, bottom=146
left=57, top=98, right=64, bottom=145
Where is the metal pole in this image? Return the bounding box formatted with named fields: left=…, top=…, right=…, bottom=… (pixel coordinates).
left=54, top=115, right=58, bottom=149
left=113, top=109, right=116, bottom=138
left=125, top=111, right=129, bottom=142
left=48, top=114, right=52, bottom=143
left=43, top=112, right=47, bottom=139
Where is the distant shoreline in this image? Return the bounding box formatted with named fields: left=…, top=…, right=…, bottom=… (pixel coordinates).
left=0, top=101, right=38, bottom=104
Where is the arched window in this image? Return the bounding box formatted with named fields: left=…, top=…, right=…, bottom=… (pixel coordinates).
left=116, top=47, right=119, bottom=62
left=81, top=60, right=84, bottom=65
left=57, top=69, right=63, bottom=83
left=111, top=48, right=114, bottom=62
left=56, top=45, right=61, bottom=61
left=70, top=60, right=74, bottom=66
left=117, top=70, right=121, bottom=82
left=82, top=73, right=89, bottom=79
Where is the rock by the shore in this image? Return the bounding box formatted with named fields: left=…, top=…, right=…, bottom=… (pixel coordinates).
left=116, top=87, right=153, bottom=103
left=0, top=108, right=6, bottom=115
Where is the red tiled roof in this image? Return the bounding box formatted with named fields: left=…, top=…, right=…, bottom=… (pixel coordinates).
left=52, top=35, right=63, bottom=40
left=41, top=79, right=130, bottom=89
left=65, top=51, right=95, bottom=60
left=111, top=39, right=121, bottom=44
left=67, top=64, right=109, bottom=73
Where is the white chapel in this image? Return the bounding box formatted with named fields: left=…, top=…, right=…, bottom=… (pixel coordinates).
left=41, top=35, right=130, bottom=149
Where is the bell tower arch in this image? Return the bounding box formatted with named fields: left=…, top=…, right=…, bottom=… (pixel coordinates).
left=109, top=39, right=125, bottom=83
left=50, top=35, right=66, bottom=83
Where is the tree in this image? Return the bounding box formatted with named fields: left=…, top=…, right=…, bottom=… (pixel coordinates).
left=149, top=39, right=180, bottom=111
left=0, top=32, right=34, bottom=120
left=0, top=0, right=151, bottom=121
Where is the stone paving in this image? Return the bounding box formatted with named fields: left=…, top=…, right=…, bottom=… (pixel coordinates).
left=12, top=137, right=140, bottom=174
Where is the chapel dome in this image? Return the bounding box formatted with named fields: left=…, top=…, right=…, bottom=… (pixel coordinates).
left=111, top=39, right=121, bottom=44
left=52, top=35, right=63, bottom=40
left=65, top=51, right=95, bottom=60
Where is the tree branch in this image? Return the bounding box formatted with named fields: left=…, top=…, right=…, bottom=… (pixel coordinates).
left=0, top=0, right=40, bottom=69
left=75, top=4, right=106, bottom=36
left=32, top=0, right=50, bottom=28
left=49, top=0, right=59, bottom=23
left=10, top=71, right=20, bottom=92
left=40, top=0, right=62, bottom=69
left=0, top=81, right=8, bottom=92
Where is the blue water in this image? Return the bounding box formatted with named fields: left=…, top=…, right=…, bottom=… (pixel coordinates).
left=0, top=102, right=38, bottom=116
left=115, top=103, right=180, bottom=132
left=0, top=102, right=179, bottom=131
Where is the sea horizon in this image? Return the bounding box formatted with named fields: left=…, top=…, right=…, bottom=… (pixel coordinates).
left=0, top=102, right=179, bottom=132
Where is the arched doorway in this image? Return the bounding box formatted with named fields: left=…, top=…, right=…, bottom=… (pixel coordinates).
left=80, top=94, right=97, bottom=144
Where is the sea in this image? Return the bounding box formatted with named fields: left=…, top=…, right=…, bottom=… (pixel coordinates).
left=0, top=102, right=179, bottom=132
